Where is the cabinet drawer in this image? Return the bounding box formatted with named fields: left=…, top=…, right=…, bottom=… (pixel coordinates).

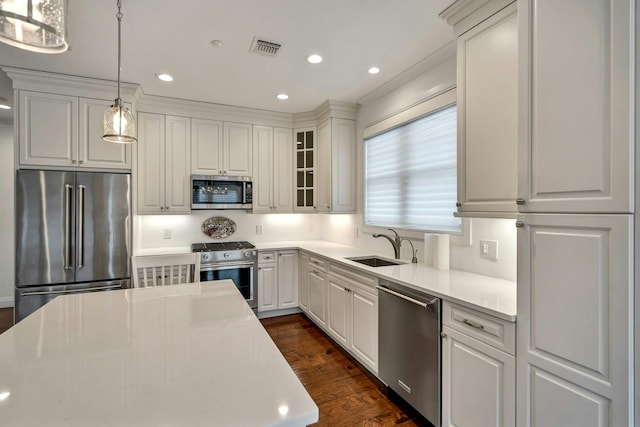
left=329, top=263, right=376, bottom=290
left=443, top=302, right=515, bottom=355
left=258, top=251, right=277, bottom=263
left=308, top=256, right=327, bottom=272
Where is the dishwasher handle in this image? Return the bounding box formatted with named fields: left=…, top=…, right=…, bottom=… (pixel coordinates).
left=377, top=285, right=439, bottom=310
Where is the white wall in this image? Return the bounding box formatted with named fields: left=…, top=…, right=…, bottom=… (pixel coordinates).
left=0, top=124, right=14, bottom=306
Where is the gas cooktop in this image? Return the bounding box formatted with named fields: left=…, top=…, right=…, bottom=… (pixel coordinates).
left=191, top=241, right=256, bottom=252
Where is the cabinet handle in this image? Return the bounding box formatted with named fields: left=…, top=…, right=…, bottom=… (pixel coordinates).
left=455, top=202, right=462, bottom=207
left=462, top=319, right=484, bottom=330
left=515, top=221, right=524, bottom=228
left=311, top=270, right=320, bottom=275
left=160, top=206, right=165, bottom=211
left=72, top=160, right=77, bottom=164
left=165, top=206, right=170, bottom=211
left=516, top=198, right=526, bottom=205
left=440, top=331, right=447, bottom=338
left=78, top=160, right=85, bottom=164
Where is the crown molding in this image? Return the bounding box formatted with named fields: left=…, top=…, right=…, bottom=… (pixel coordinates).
left=439, top=0, right=515, bottom=36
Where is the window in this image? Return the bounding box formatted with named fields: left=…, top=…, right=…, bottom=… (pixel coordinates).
left=364, top=101, right=460, bottom=233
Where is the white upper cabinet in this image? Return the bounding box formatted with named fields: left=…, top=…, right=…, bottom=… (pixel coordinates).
left=191, top=118, right=223, bottom=175
left=317, top=118, right=356, bottom=213
left=190, top=119, right=251, bottom=177
left=252, top=126, right=293, bottom=213
left=19, top=92, right=131, bottom=170
left=456, top=3, right=518, bottom=215
left=518, top=0, right=634, bottom=213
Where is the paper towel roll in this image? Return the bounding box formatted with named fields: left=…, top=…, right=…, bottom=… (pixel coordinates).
left=433, top=234, right=450, bottom=270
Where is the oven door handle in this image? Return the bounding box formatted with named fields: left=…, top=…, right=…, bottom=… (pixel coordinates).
left=201, top=261, right=256, bottom=271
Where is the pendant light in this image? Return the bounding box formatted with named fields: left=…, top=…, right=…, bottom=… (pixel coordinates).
left=0, top=0, right=68, bottom=53
left=102, top=0, right=136, bottom=144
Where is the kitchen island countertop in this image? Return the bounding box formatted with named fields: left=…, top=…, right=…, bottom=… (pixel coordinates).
left=0, top=281, right=318, bottom=426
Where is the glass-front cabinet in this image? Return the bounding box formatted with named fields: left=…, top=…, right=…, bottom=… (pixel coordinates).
left=294, top=128, right=317, bottom=212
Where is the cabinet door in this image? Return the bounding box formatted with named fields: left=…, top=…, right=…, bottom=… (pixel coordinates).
left=164, top=116, right=191, bottom=213
left=78, top=98, right=131, bottom=170
left=442, top=326, right=515, bottom=427
left=330, top=118, right=356, bottom=213
left=316, top=119, right=331, bottom=212
left=273, top=127, right=294, bottom=212
left=277, top=251, right=298, bottom=309
left=298, top=252, right=309, bottom=312
left=258, top=262, right=278, bottom=312
left=308, top=269, right=327, bottom=327
left=252, top=125, right=274, bottom=213
left=517, top=214, right=632, bottom=427
left=293, top=128, right=317, bottom=212
left=137, top=112, right=165, bottom=213
left=19, top=91, right=77, bottom=167
left=518, top=0, right=633, bottom=213
left=223, top=122, right=252, bottom=176
left=327, top=278, right=349, bottom=347
left=191, top=118, right=223, bottom=175
left=350, top=285, right=378, bottom=373
left=457, top=4, right=517, bottom=214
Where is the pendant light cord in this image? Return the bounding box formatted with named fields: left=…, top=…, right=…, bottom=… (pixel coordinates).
left=116, top=0, right=123, bottom=104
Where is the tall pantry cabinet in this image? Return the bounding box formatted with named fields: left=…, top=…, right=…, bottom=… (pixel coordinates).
left=516, top=1, right=634, bottom=426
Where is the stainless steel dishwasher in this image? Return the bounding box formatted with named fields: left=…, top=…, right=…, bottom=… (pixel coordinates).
left=378, top=279, right=441, bottom=427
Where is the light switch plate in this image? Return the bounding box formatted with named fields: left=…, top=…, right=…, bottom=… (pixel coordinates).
left=256, top=225, right=263, bottom=235
left=163, top=229, right=171, bottom=239
left=480, top=239, right=498, bottom=261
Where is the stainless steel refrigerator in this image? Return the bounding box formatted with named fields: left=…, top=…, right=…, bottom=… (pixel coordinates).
left=15, top=170, right=131, bottom=322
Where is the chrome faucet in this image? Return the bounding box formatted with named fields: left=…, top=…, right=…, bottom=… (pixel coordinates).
left=373, top=228, right=402, bottom=259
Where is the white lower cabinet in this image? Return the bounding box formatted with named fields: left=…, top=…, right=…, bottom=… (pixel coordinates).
left=442, top=301, right=515, bottom=427
left=258, top=250, right=298, bottom=313
left=298, top=252, right=309, bottom=312
left=327, top=277, right=349, bottom=347
left=308, top=265, right=328, bottom=327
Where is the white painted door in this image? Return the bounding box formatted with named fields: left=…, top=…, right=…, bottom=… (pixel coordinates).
left=137, top=112, right=165, bottom=213
left=457, top=4, right=517, bottom=214
left=78, top=98, right=131, bottom=170
left=308, top=269, right=327, bottom=327
left=258, top=262, right=278, bottom=312
left=330, top=118, right=356, bottom=213
left=350, top=284, right=378, bottom=373
left=277, top=251, right=298, bottom=309
left=191, top=118, right=223, bottom=175
left=518, top=0, right=633, bottom=213
left=517, top=213, right=632, bottom=426
left=442, top=325, right=515, bottom=427
left=273, top=127, right=294, bottom=212
left=327, top=277, right=349, bottom=347
left=223, top=122, right=252, bottom=177
left=298, top=252, right=309, bottom=313
left=252, top=125, right=274, bottom=213
left=164, top=115, right=191, bottom=213
left=19, top=91, right=78, bottom=167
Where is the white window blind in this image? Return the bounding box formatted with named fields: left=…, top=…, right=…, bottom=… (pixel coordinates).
left=365, top=104, right=460, bottom=232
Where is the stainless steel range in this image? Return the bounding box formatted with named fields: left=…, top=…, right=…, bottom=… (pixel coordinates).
left=191, top=241, right=258, bottom=312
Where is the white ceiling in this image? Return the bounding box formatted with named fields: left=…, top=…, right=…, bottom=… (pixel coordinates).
left=0, top=0, right=454, bottom=124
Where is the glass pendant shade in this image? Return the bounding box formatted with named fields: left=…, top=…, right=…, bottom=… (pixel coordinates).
left=103, top=100, right=136, bottom=144
left=0, top=0, right=67, bottom=53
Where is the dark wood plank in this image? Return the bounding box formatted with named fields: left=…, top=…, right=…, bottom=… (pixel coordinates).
left=0, top=307, right=13, bottom=335
left=262, top=313, right=432, bottom=427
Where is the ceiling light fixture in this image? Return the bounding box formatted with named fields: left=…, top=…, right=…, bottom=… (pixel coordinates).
left=306, top=54, right=323, bottom=64
left=102, top=0, right=136, bottom=144
left=0, top=0, right=67, bottom=53
left=0, top=97, right=11, bottom=110
left=210, top=40, right=223, bottom=48
left=368, top=66, right=380, bottom=74
left=155, top=73, right=174, bottom=82
left=276, top=93, right=288, bottom=100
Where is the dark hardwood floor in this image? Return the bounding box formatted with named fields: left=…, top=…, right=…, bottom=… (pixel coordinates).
left=261, top=313, right=430, bottom=427
left=0, top=308, right=427, bottom=426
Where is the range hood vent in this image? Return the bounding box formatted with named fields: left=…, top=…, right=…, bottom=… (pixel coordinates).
left=249, top=37, right=283, bottom=57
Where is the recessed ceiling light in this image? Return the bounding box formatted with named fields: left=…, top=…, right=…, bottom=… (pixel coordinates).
left=306, top=54, right=323, bottom=64
left=155, top=73, right=174, bottom=82
left=276, top=93, right=289, bottom=100
left=368, top=66, right=380, bottom=74
left=210, top=40, right=224, bottom=48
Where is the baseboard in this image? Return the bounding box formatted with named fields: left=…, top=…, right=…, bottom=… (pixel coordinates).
left=257, top=307, right=302, bottom=319
left=0, top=297, right=14, bottom=308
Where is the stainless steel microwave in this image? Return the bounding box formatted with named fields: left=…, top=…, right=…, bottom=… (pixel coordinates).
left=191, top=175, right=253, bottom=210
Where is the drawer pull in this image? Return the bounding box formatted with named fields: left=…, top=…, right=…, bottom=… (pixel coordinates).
left=463, top=319, right=484, bottom=330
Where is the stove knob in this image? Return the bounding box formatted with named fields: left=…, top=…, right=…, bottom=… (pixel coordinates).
left=202, top=253, right=210, bottom=262
left=244, top=251, right=250, bottom=257
left=224, top=252, right=230, bottom=259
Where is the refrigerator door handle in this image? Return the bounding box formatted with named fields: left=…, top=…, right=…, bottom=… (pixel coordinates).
left=77, top=185, right=86, bottom=269
left=20, top=284, right=123, bottom=297
left=64, top=184, right=74, bottom=270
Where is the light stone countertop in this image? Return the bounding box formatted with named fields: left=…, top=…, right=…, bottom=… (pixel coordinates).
left=0, top=281, right=318, bottom=427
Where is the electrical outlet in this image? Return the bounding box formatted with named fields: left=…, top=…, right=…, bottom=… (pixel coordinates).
left=480, top=240, right=498, bottom=261
left=163, top=229, right=171, bottom=239
left=256, top=225, right=263, bottom=235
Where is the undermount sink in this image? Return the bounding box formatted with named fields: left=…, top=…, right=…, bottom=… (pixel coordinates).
left=346, top=256, right=404, bottom=267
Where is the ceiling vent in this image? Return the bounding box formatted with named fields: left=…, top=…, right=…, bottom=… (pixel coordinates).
left=249, top=37, right=283, bottom=57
